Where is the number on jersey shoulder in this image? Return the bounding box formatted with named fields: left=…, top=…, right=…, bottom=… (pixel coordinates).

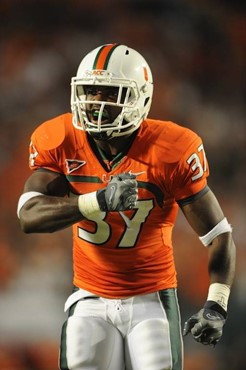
left=187, top=144, right=207, bottom=181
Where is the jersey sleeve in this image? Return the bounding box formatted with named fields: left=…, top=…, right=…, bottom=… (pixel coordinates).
left=28, top=116, right=66, bottom=173
left=170, top=134, right=209, bottom=201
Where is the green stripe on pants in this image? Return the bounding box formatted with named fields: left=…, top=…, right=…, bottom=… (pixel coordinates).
left=59, top=303, right=77, bottom=370
left=159, top=289, right=183, bottom=370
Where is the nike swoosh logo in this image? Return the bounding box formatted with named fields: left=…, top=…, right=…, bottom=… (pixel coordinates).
left=109, top=185, right=116, bottom=205
left=205, top=313, right=220, bottom=320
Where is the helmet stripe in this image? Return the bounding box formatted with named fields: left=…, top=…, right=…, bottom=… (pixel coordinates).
left=93, top=43, right=119, bottom=70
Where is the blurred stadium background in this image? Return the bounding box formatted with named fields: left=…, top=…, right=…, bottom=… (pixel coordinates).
left=0, top=0, right=245, bottom=369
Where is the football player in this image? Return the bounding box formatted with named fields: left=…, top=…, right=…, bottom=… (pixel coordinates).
left=17, top=43, right=236, bottom=370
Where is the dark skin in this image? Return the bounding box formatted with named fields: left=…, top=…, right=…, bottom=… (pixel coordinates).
left=19, top=86, right=236, bottom=289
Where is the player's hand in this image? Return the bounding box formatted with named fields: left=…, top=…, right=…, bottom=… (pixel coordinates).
left=96, top=172, right=138, bottom=212
left=183, top=301, right=227, bottom=346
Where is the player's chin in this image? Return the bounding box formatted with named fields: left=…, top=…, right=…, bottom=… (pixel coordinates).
left=90, top=131, right=112, bottom=141
left=92, top=119, right=110, bottom=126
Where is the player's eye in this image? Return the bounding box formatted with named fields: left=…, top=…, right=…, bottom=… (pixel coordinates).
left=79, top=86, right=129, bottom=103
left=107, top=88, right=118, bottom=100
left=84, top=86, right=98, bottom=96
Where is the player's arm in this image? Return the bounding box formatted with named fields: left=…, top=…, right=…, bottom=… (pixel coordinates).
left=181, top=189, right=235, bottom=285
left=18, top=170, right=138, bottom=234
left=180, top=188, right=236, bottom=345
left=18, top=170, right=83, bottom=233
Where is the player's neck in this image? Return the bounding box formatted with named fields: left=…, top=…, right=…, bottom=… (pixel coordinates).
left=93, top=132, right=136, bottom=158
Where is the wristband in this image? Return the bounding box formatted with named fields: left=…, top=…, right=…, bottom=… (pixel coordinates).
left=207, top=283, right=230, bottom=311
left=78, top=192, right=101, bottom=217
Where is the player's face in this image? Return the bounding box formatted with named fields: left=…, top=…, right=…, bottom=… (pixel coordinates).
left=84, top=86, right=126, bottom=125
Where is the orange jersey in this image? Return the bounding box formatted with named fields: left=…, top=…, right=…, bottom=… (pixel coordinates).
left=29, top=113, right=209, bottom=298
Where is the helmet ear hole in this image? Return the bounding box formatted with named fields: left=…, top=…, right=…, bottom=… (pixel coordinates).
left=144, top=97, right=150, bottom=107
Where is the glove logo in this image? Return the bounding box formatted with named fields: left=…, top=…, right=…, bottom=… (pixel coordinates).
left=205, top=312, right=220, bottom=320
left=109, top=185, right=116, bottom=205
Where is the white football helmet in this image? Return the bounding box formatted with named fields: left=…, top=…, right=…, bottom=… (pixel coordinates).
left=71, top=43, right=153, bottom=139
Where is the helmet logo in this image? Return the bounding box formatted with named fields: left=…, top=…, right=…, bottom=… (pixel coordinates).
left=84, top=70, right=108, bottom=77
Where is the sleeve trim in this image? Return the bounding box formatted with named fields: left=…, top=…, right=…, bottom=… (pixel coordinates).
left=177, top=185, right=210, bottom=207
left=35, top=168, right=63, bottom=174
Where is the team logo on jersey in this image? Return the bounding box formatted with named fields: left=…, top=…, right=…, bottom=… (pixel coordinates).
left=65, top=159, right=86, bottom=173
